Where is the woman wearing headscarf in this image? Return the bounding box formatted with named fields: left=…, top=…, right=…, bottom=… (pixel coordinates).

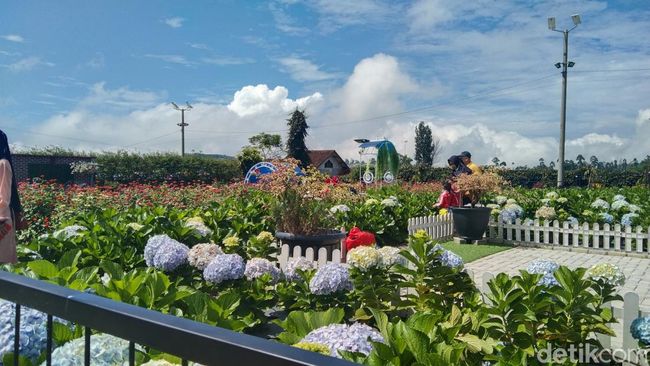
left=447, top=155, right=472, bottom=177
left=0, top=129, right=21, bottom=263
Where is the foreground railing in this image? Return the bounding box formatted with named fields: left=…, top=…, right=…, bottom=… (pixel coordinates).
left=0, top=271, right=356, bottom=366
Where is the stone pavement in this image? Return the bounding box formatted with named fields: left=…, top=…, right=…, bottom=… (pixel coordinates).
left=466, top=247, right=650, bottom=311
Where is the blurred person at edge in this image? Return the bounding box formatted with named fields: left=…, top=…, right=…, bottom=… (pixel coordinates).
left=0, top=129, right=22, bottom=264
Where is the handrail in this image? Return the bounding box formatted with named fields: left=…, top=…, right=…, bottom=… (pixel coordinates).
left=0, top=271, right=357, bottom=366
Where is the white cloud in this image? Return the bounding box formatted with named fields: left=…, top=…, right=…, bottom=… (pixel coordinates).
left=277, top=57, right=340, bottom=82
left=189, top=43, right=210, bottom=50
left=1, top=34, right=24, bottom=43
left=227, top=84, right=323, bottom=118
left=201, top=56, right=255, bottom=66
left=164, top=17, right=185, bottom=28
left=144, top=54, right=193, bottom=66
left=309, top=0, right=394, bottom=31
left=86, top=52, right=105, bottom=69
left=4, top=56, right=54, bottom=72
left=333, top=53, right=418, bottom=121
left=80, top=82, right=165, bottom=110
left=269, top=2, right=310, bottom=35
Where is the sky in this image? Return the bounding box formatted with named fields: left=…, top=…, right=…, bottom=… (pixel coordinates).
left=1, top=0, right=649, bottom=166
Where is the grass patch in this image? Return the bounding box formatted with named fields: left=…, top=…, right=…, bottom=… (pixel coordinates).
left=439, top=242, right=513, bottom=263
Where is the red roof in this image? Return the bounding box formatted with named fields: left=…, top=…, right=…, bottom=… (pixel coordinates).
left=307, top=150, right=350, bottom=175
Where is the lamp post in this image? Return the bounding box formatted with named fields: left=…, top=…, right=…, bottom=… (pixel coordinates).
left=548, top=14, right=580, bottom=188
left=354, top=138, right=370, bottom=182
left=171, top=102, right=193, bottom=156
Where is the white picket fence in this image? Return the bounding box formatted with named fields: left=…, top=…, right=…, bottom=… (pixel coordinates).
left=471, top=270, right=650, bottom=365
left=276, top=243, right=343, bottom=269
left=408, top=213, right=650, bottom=255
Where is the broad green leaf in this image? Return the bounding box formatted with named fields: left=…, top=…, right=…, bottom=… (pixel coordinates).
left=28, top=260, right=59, bottom=279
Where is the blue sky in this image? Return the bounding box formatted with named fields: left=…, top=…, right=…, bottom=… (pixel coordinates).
left=1, top=0, right=649, bottom=165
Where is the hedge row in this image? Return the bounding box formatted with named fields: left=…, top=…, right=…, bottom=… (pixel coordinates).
left=95, top=152, right=241, bottom=183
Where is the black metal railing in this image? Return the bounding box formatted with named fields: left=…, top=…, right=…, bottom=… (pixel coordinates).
left=0, top=271, right=357, bottom=366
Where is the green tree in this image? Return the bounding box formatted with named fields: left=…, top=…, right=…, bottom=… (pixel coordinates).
left=576, top=154, right=585, bottom=166
left=414, top=121, right=437, bottom=167
left=249, top=133, right=283, bottom=160
left=286, top=109, right=310, bottom=167
left=492, top=157, right=501, bottom=166
left=236, top=146, right=263, bottom=175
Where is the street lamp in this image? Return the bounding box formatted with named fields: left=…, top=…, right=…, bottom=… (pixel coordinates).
left=548, top=14, right=580, bottom=188
left=171, top=102, right=193, bottom=156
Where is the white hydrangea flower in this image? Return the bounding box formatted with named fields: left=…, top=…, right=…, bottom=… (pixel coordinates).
left=495, top=196, right=508, bottom=205
left=611, top=200, right=630, bottom=211
left=628, top=204, right=642, bottom=213
left=557, top=197, right=568, bottom=204
left=586, top=263, right=625, bottom=287
left=381, top=196, right=399, bottom=207
left=188, top=243, right=223, bottom=271
left=347, top=246, right=381, bottom=271
left=535, top=206, right=556, bottom=220
left=377, top=246, right=405, bottom=268
left=545, top=191, right=559, bottom=200
left=591, top=199, right=610, bottom=210
left=126, top=223, right=144, bottom=231
left=506, top=198, right=517, bottom=205
left=330, top=204, right=351, bottom=214
left=364, top=198, right=379, bottom=205
left=185, top=217, right=212, bottom=237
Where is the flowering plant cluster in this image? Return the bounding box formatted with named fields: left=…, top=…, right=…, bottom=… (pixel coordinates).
left=586, top=263, right=626, bottom=287
left=185, top=216, right=212, bottom=237
left=347, top=246, right=381, bottom=271
left=299, top=323, right=384, bottom=358
left=631, top=317, right=650, bottom=346
left=203, top=253, right=246, bottom=285
left=0, top=300, right=49, bottom=363
left=45, top=333, right=130, bottom=366
left=283, top=257, right=317, bottom=281
left=144, top=235, right=189, bottom=272
left=527, top=259, right=560, bottom=286
left=187, top=243, right=223, bottom=270
left=488, top=197, right=524, bottom=224
left=244, top=257, right=281, bottom=283
left=54, top=224, right=87, bottom=239
left=309, top=263, right=353, bottom=295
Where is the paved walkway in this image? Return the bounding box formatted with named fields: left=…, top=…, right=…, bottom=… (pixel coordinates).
left=466, top=247, right=650, bottom=310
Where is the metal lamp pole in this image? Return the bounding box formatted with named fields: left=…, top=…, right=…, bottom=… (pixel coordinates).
left=548, top=15, right=580, bottom=188
left=171, top=102, right=193, bottom=156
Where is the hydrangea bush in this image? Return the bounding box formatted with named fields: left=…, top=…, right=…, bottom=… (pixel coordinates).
left=300, top=323, right=384, bottom=358
left=309, top=264, right=353, bottom=295
left=347, top=246, right=381, bottom=271
left=527, top=259, right=560, bottom=286
left=283, top=257, right=317, bottom=282
left=203, top=254, right=246, bottom=285
left=185, top=217, right=212, bottom=237
left=187, top=243, right=223, bottom=271
left=631, top=317, right=650, bottom=346
left=44, top=333, right=130, bottom=366
left=586, top=263, right=625, bottom=287
left=0, top=300, right=48, bottom=363
left=244, top=258, right=281, bottom=283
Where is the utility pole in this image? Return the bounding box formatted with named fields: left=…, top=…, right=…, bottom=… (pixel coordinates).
left=548, top=14, right=580, bottom=188
left=171, top=102, right=193, bottom=156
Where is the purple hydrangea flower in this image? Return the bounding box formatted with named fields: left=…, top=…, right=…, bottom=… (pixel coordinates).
left=203, top=254, right=245, bottom=285
left=301, top=323, right=384, bottom=358
left=309, top=263, right=352, bottom=295
left=283, top=257, right=317, bottom=281
left=631, top=317, right=650, bottom=345
left=0, top=300, right=48, bottom=362
left=244, top=258, right=281, bottom=283
left=151, top=241, right=189, bottom=272
left=499, top=209, right=518, bottom=224
left=144, top=235, right=181, bottom=267
left=527, top=259, right=559, bottom=286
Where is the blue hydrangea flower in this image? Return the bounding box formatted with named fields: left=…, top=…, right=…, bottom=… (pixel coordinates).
left=599, top=212, right=614, bottom=224
left=439, top=250, right=464, bottom=268
left=309, top=264, right=353, bottom=295
left=144, top=235, right=181, bottom=267
left=300, top=323, right=384, bottom=358
left=621, top=213, right=639, bottom=227
left=631, top=317, right=650, bottom=345
left=283, top=257, right=317, bottom=281
left=0, top=300, right=48, bottom=363
left=527, top=259, right=560, bottom=286
left=244, top=258, right=281, bottom=283
left=499, top=209, right=517, bottom=224
left=591, top=199, right=610, bottom=210
left=151, top=242, right=189, bottom=272
left=203, top=254, right=245, bottom=285
left=43, top=333, right=130, bottom=366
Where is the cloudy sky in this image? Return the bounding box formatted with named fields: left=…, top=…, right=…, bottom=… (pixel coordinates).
left=1, top=0, right=649, bottom=166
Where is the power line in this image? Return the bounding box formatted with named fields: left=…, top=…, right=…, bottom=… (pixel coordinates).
left=573, top=67, right=650, bottom=73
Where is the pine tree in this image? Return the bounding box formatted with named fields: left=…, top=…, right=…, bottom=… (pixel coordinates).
left=414, top=121, right=434, bottom=167
left=286, top=109, right=310, bottom=167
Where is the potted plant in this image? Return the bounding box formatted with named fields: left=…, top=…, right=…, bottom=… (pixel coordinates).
left=260, top=159, right=354, bottom=260
left=452, top=171, right=505, bottom=241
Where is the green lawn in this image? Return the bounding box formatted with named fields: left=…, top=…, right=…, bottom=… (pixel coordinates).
left=439, top=242, right=513, bottom=263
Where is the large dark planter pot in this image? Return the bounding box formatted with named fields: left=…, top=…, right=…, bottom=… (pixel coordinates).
left=450, top=207, right=492, bottom=241
left=275, top=230, right=346, bottom=261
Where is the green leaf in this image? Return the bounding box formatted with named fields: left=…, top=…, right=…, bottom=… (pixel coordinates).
left=2, top=353, right=34, bottom=366
left=100, top=260, right=124, bottom=279
left=27, top=260, right=59, bottom=279
left=57, top=250, right=81, bottom=269
left=52, top=322, right=75, bottom=343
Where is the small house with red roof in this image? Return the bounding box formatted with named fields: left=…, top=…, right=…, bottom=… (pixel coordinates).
left=307, top=150, right=350, bottom=176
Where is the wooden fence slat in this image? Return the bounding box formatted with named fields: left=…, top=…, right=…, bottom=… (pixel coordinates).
left=583, top=223, right=590, bottom=249
left=614, top=224, right=622, bottom=251
left=636, top=226, right=644, bottom=253
left=622, top=292, right=640, bottom=364
left=625, top=225, right=633, bottom=252
left=604, top=223, right=611, bottom=250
